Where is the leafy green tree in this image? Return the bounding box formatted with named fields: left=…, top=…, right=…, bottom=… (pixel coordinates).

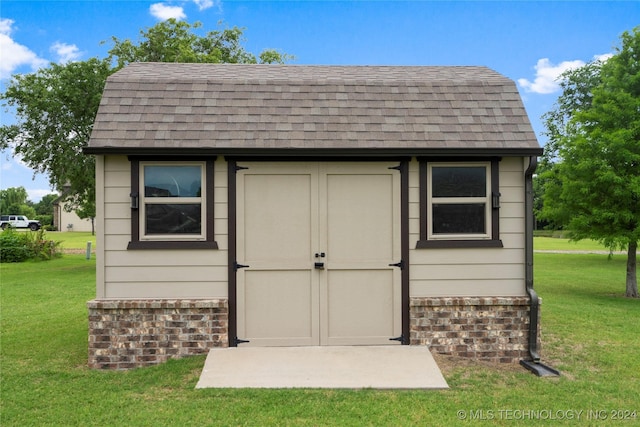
left=0, top=187, right=28, bottom=212
left=75, top=201, right=96, bottom=235
left=0, top=186, right=35, bottom=217
left=1, top=58, right=111, bottom=210
left=107, top=19, right=292, bottom=68
left=34, top=193, right=59, bottom=216
left=1, top=19, right=292, bottom=212
left=540, top=27, right=639, bottom=297
left=33, top=193, right=59, bottom=227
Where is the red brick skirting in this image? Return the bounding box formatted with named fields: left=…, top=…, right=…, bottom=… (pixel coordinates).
left=88, top=296, right=537, bottom=369
left=87, top=299, right=228, bottom=369
left=410, top=297, right=539, bottom=363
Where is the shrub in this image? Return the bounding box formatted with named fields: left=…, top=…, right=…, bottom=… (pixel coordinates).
left=0, top=228, right=30, bottom=262
left=0, top=228, right=62, bottom=262
left=35, top=214, right=53, bottom=227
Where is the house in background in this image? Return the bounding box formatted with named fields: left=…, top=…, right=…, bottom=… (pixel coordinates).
left=52, top=193, right=94, bottom=232
left=84, top=63, right=543, bottom=370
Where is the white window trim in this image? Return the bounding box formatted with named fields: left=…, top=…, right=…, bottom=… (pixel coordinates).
left=140, top=161, right=207, bottom=241
left=427, top=162, right=492, bottom=241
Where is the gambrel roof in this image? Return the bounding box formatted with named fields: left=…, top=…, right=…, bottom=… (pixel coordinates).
left=86, top=63, right=542, bottom=156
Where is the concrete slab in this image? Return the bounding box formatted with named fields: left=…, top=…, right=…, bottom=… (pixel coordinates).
left=196, top=346, right=448, bottom=389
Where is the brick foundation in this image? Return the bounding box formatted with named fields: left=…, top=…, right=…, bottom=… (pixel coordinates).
left=88, top=296, right=538, bottom=369
left=87, top=299, right=228, bottom=369
left=410, top=296, right=539, bottom=363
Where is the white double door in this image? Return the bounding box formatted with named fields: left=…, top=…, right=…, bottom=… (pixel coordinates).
left=236, top=162, right=402, bottom=346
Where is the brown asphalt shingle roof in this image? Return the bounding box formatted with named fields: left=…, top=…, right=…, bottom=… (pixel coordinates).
left=87, top=63, right=541, bottom=155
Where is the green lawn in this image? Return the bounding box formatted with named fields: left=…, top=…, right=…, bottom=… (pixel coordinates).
left=1, top=251, right=638, bottom=426
left=534, top=237, right=618, bottom=252
left=46, top=231, right=97, bottom=252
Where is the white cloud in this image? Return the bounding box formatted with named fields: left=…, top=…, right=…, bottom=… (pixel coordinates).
left=0, top=18, right=48, bottom=79
left=193, top=0, right=214, bottom=10
left=0, top=18, right=13, bottom=34
left=518, top=58, right=586, bottom=94
left=518, top=53, right=614, bottom=95
left=594, top=53, right=613, bottom=63
left=150, top=3, right=187, bottom=20
left=193, top=0, right=221, bottom=11
left=27, top=188, right=54, bottom=202
left=50, top=42, right=82, bottom=63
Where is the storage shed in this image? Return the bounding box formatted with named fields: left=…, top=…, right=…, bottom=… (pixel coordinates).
left=85, top=63, right=543, bottom=369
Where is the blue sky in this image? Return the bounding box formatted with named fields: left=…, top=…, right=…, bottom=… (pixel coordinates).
left=1, top=0, right=638, bottom=201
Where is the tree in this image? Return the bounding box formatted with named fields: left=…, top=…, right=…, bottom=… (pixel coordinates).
left=1, top=19, right=292, bottom=211
left=0, top=186, right=35, bottom=217
left=1, top=58, right=112, bottom=211
left=540, top=27, right=640, bottom=297
left=34, top=193, right=59, bottom=216
left=32, top=193, right=59, bottom=227
left=107, top=19, right=292, bottom=68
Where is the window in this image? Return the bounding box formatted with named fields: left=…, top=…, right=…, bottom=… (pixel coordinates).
left=417, top=158, right=502, bottom=248
left=143, top=164, right=204, bottom=237
left=128, top=158, right=218, bottom=249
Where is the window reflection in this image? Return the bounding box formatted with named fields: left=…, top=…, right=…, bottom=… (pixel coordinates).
left=144, top=166, right=202, bottom=198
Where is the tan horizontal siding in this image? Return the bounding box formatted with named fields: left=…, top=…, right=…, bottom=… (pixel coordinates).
left=499, top=233, right=525, bottom=249
left=408, top=157, right=526, bottom=297
left=99, top=155, right=229, bottom=299
left=410, top=279, right=525, bottom=297
left=411, top=263, right=523, bottom=281
left=104, top=202, right=129, bottom=219
left=105, top=250, right=227, bottom=267
left=104, top=281, right=227, bottom=299
left=103, top=170, right=129, bottom=187
left=500, top=202, right=525, bottom=219
left=106, top=266, right=227, bottom=282
left=410, top=248, right=524, bottom=265
left=501, top=218, right=524, bottom=233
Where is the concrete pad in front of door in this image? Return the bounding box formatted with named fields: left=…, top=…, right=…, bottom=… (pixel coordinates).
left=195, top=346, right=448, bottom=389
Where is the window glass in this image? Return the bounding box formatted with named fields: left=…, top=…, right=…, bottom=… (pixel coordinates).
left=144, top=166, right=202, bottom=198
left=145, top=204, right=202, bottom=235
left=432, top=167, right=486, bottom=197
left=432, top=203, right=486, bottom=234
left=141, top=163, right=204, bottom=239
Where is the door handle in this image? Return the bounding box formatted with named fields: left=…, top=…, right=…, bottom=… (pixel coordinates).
left=314, top=262, right=325, bottom=270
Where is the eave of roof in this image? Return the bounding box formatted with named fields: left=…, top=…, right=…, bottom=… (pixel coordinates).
left=83, top=146, right=543, bottom=157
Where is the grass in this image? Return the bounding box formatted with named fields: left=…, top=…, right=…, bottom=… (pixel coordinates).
left=1, top=247, right=639, bottom=425
left=534, top=237, right=618, bottom=252
left=45, top=231, right=97, bottom=252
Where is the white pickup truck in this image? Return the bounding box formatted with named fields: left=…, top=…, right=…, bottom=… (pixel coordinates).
left=0, top=215, right=42, bottom=231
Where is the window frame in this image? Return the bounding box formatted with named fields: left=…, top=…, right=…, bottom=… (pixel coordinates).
left=416, top=157, right=503, bottom=249
left=127, top=157, right=218, bottom=250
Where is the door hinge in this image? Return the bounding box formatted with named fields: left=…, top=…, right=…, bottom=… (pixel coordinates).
left=389, top=260, right=405, bottom=270
left=388, top=164, right=402, bottom=171
left=234, top=337, right=250, bottom=345
left=234, top=262, right=250, bottom=271
left=389, top=335, right=407, bottom=344
left=234, top=164, right=249, bottom=172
